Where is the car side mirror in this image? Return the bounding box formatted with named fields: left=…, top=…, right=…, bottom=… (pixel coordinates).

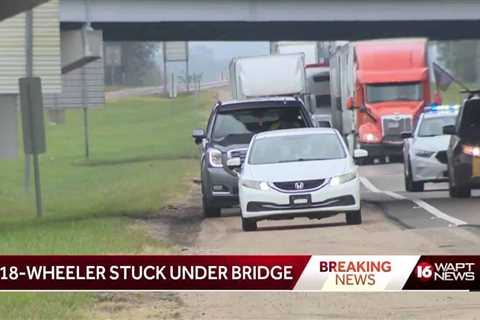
left=346, top=96, right=354, bottom=110
left=192, top=128, right=206, bottom=145
left=401, top=131, right=413, bottom=139
left=226, top=157, right=241, bottom=168
left=353, top=149, right=368, bottom=159
left=443, top=125, right=456, bottom=135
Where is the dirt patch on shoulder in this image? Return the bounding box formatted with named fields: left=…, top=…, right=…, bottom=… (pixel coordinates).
left=90, top=292, right=183, bottom=320
left=145, top=182, right=203, bottom=251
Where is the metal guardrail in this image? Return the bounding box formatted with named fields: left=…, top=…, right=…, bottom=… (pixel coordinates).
left=105, top=81, right=228, bottom=102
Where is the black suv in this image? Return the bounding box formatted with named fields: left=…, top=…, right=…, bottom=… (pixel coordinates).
left=192, top=97, right=314, bottom=217
left=444, top=94, right=480, bottom=198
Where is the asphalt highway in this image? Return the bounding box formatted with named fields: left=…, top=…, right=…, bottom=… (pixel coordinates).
left=360, top=163, right=480, bottom=230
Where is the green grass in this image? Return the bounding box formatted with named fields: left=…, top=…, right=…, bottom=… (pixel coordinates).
left=435, top=82, right=475, bottom=105
left=0, top=92, right=213, bottom=319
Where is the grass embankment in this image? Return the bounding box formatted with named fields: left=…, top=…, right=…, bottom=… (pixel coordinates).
left=437, top=82, right=476, bottom=105
left=0, top=92, right=213, bottom=319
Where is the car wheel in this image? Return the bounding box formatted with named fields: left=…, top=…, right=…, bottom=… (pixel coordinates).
left=405, top=160, right=424, bottom=192
left=403, top=158, right=411, bottom=191
left=450, top=184, right=471, bottom=198
left=390, top=155, right=403, bottom=163
left=202, top=195, right=221, bottom=217
left=346, top=209, right=362, bottom=225
left=241, top=217, right=257, bottom=232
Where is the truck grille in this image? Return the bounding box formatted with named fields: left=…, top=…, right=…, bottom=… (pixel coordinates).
left=272, top=179, right=326, bottom=192
left=227, top=149, right=248, bottom=164
left=382, top=115, right=412, bottom=142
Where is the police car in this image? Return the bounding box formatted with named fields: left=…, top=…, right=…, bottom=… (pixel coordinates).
left=402, top=105, right=459, bottom=192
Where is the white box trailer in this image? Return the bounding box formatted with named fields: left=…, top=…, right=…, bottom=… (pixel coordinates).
left=271, top=41, right=319, bottom=65
left=305, top=64, right=331, bottom=115
left=229, top=53, right=306, bottom=100
left=329, top=42, right=356, bottom=151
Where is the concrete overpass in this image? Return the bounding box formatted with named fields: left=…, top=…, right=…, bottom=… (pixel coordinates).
left=60, top=0, right=480, bottom=41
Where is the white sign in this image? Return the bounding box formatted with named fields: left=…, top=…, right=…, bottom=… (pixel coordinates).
left=165, top=42, right=188, bottom=62
left=105, top=44, right=122, bottom=66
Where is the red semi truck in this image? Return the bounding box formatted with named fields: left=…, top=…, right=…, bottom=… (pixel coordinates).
left=330, top=39, right=431, bottom=161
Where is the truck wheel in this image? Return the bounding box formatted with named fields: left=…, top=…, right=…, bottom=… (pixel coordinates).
left=202, top=196, right=221, bottom=217
left=405, top=161, right=424, bottom=192
left=346, top=209, right=362, bottom=225
left=449, top=184, right=471, bottom=198
left=356, top=156, right=372, bottom=166
left=241, top=217, right=257, bottom=231
left=355, top=157, right=366, bottom=166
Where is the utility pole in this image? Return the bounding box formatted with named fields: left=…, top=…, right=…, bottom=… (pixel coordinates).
left=24, top=10, right=33, bottom=193
left=186, top=42, right=190, bottom=92
left=163, top=42, right=168, bottom=95
left=81, top=26, right=91, bottom=159
left=82, top=0, right=92, bottom=159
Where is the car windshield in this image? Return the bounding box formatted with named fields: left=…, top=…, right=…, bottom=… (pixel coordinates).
left=249, top=133, right=346, bottom=165
left=418, top=115, right=457, bottom=137
left=211, top=107, right=306, bottom=144
left=366, top=82, right=423, bottom=103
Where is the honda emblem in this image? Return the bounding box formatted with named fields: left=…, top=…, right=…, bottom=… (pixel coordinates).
left=294, top=182, right=304, bottom=190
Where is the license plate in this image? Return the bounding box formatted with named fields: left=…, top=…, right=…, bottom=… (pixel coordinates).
left=290, top=194, right=311, bottom=206
left=387, top=122, right=400, bottom=128
left=473, top=157, right=480, bottom=177
left=293, top=198, right=308, bottom=205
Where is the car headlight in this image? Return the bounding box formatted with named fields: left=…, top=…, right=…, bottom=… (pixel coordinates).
left=241, top=179, right=270, bottom=191
left=208, top=148, right=223, bottom=167
left=330, top=172, right=357, bottom=186
left=415, top=150, right=435, bottom=158
left=463, top=144, right=480, bottom=157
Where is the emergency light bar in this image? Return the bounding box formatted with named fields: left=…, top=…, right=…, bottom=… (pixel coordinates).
left=424, top=104, right=460, bottom=113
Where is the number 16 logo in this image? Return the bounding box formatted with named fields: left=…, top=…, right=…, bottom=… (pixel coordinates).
left=416, top=262, right=433, bottom=281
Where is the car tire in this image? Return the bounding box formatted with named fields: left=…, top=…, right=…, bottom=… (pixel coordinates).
left=356, top=156, right=372, bottom=166
left=405, top=160, right=424, bottom=192
left=391, top=155, right=404, bottom=163
left=346, top=209, right=362, bottom=225
left=449, top=184, right=471, bottom=198
left=241, top=217, right=257, bottom=232
left=202, top=195, right=221, bottom=217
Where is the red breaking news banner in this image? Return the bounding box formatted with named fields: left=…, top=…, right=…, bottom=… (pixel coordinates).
left=0, top=255, right=478, bottom=291
left=0, top=255, right=310, bottom=291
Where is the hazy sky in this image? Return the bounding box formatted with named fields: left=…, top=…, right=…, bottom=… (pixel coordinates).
left=165, top=41, right=270, bottom=81
left=190, top=41, right=270, bottom=61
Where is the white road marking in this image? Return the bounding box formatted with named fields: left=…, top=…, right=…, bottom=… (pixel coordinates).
left=411, top=199, right=466, bottom=226
left=359, top=176, right=467, bottom=227
left=358, top=176, right=381, bottom=193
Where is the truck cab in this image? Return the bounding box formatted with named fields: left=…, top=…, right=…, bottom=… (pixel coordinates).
left=330, top=39, right=431, bottom=162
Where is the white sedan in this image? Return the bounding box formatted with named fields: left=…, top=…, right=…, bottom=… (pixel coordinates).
left=227, top=128, right=367, bottom=231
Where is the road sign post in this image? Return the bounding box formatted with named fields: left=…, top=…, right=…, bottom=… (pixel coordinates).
left=164, top=41, right=189, bottom=94
left=19, top=77, right=46, bottom=218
